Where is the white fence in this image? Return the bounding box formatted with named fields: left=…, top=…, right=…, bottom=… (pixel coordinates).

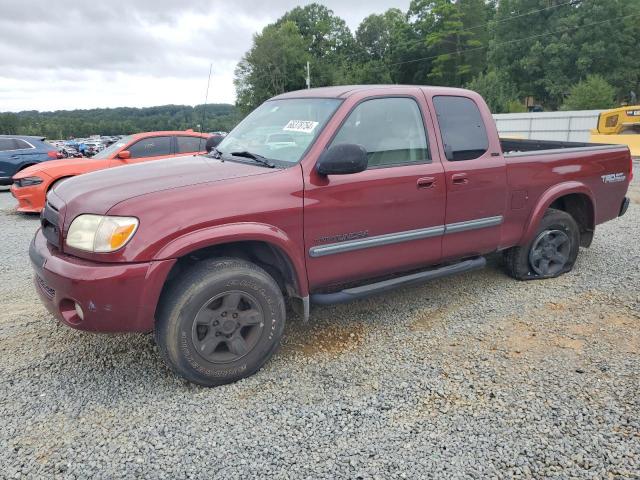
left=493, top=110, right=603, bottom=142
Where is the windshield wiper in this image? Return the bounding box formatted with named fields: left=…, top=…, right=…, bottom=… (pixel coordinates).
left=229, top=151, right=276, bottom=168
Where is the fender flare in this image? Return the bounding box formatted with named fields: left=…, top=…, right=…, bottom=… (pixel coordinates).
left=153, top=222, right=309, bottom=297
left=520, top=181, right=596, bottom=245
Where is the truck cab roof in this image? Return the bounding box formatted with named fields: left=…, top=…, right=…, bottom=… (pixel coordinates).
left=272, top=84, right=474, bottom=100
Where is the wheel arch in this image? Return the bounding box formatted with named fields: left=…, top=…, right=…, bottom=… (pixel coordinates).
left=47, top=175, right=75, bottom=192
left=154, top=223, right=309, bottom=299
left=521, top=182, right=596, bottom=247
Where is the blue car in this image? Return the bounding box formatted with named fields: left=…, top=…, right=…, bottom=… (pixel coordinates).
left=0, top=135, right=59, bottom=185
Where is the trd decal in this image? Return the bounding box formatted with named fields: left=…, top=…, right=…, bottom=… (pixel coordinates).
left=601, top=173, right=626, bottom=184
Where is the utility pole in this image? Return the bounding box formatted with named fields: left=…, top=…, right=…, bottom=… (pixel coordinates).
left=306, top=61, right=311, bottom=89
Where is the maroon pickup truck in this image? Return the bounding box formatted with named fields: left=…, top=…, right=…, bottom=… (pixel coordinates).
left=30, top=85, right=632, bottom=386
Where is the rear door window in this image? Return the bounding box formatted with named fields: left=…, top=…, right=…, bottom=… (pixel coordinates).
left=433, top=96, right=489, bottom=161
left=127, top=136, right=172, bottom=158
left=0, top=139, right=15, bottom=151
left=0, top=138, right=32, bottom=151
left=176, top=136, right=205, bottom=154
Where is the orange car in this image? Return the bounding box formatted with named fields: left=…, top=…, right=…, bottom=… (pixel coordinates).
left=11, top=130, right=210, bottom=213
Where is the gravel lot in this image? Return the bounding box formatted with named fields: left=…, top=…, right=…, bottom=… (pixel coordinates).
left=0, top=165, right=638, bottom=479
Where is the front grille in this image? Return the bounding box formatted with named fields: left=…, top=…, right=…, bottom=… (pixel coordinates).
left=36, top=275, right=55, bottom=299
left=41, top=201, right=61, bottom=248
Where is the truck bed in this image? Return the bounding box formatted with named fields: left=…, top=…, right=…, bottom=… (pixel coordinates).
left=500, top=138, right=623, bottom=157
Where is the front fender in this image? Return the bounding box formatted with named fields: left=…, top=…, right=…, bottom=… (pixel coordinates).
left=153, top=222, right=308, bottom=296
left=520, top=181, right=595, bottom=245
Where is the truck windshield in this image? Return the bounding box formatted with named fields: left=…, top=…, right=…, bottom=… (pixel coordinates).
left=216, top=98, right=341, bottom=165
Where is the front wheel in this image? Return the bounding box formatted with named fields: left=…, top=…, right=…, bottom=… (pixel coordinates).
left=504, top=208, right=580, bottom=280
left=155, top=257, right=286, bottom=386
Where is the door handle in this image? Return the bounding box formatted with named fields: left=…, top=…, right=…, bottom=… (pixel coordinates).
left=417, top=176, right=436, bottom=189
left=451, top=173, right=468, bottom=185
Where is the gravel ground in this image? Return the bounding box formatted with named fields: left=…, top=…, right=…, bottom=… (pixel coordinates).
left=0, top=164, right=638, bottom=479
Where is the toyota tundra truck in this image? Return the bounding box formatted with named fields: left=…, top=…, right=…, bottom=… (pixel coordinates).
left=29, top=85, right=632, bottom=386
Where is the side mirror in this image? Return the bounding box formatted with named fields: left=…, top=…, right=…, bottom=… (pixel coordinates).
left=205, top=135, right=223, bottom=153
left=117, top=150, right=131, bottom=160
left=316, top=143, right=368, bottom=176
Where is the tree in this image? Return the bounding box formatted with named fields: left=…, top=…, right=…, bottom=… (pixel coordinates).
left=234, top=21, right=309, bottom=113
left=0, top=113, right=20, bottom=134
left=0, top=104, right=239, bottom=138
left=488, top=0, right=640, bottom=109
left=351, top=9, right=408, bottom=84
left=408, top=0, right=489, bottom=87
left=276, top=3, right=354, bottom=87
left=562, top=75, right=615, bottom=110
left=467, top=70, right=521, bottom=113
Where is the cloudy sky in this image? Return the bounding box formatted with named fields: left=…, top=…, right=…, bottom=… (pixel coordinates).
left=0, top=0, right=409, bottom=112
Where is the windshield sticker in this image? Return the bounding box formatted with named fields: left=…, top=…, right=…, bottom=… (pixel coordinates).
left=283, top=120, right=318, bottom=133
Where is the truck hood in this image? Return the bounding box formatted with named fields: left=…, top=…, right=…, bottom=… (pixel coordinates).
left=53, top=155, right=272, bottom=216
left=14, top=156, right=106, bottom=179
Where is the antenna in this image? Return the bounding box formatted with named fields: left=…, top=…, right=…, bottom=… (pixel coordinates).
left=197, top=63, right=213, bottom=154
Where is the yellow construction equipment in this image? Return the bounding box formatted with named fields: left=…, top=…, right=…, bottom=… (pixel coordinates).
left=590, top=105, right=640, bottom=156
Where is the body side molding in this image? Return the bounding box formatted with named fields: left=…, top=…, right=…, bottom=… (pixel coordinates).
left=308, top=215, right=503, bottom=258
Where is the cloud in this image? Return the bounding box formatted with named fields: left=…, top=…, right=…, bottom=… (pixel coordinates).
left=0, top=0, right=409, bottom=112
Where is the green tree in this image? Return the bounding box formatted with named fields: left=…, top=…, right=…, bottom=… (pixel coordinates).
left=408, top=0, right=489, bottom=87
left=234, top=21, right=309, bottom=113
left=276, top=4, right=354, bottom=87
left=0, top=104, right=239, bottom=138
left=467, top=70, right=521, bottom=113
left=0, top=113, right=20, bottom=134
left=351, top=9, right=408, bottom=84
left=489, top=0, right=640, bottom=109
left=562, top=75, right=616, bottom=110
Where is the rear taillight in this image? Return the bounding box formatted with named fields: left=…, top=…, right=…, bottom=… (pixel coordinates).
left=629, top=154, right=634, bottom=182
left=47, top=151, right=59, bottom=159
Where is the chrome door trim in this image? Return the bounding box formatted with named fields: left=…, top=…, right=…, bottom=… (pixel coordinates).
left=308, top=215, right=503, bottom=257
left=444, top=215, right=503, bottom=234
left=309, top=225, right=445, bottom=258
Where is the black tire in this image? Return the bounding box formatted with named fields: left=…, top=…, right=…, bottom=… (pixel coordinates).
left=155, top=257, right=286, bottom=387
left=504, top=208, right=580, bottom=280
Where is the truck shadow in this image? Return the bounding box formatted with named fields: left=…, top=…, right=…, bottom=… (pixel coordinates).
left=279, top=253, right=507, bottom=359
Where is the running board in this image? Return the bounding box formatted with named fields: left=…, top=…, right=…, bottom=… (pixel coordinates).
left=310, top=257, right=486, bottom=305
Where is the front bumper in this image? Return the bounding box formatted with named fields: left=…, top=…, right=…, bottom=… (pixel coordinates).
left=30, top=228, right=175, bottom=332
left=10, top=183, right=45, bottom=213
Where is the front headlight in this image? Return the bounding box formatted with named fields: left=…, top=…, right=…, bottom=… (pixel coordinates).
left=66, top=214, right=139, bottom=252
left=15, top=176, right=43, bottom=187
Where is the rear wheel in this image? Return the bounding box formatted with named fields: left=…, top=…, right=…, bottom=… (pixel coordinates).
left=155, top=257, right=286, bottom=387
left=504, top=208, right=580, bottom=280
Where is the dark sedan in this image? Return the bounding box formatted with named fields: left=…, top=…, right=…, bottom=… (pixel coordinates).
left=0, top=135, right=60, bottom=185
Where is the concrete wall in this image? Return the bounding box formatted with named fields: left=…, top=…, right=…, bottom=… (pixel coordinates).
left=493, top=110, right=603, bottom=142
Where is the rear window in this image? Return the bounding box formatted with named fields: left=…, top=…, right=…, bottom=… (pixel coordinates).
left=176, top=136, right=205, bottom=154
left=433, top=96, right=489, bottom=161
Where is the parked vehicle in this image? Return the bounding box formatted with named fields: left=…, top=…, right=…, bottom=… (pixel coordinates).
left=29, top=85, right=632, bottom=386
left=11, top=130, right=210, bottom=213
left=59, top=146, right=82, bottom=158
left=0, top=135, right=60, bottom=185
left=590, top=105, right=640, bottom=156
